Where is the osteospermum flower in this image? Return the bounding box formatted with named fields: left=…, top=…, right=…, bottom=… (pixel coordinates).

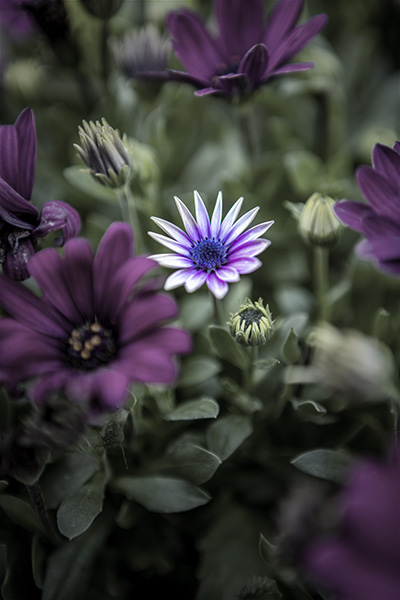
left=334, top=141, right=400, bottom=276
left=148, top=191, right=274, bottom=299
left=0, top=108, right=80, bottom=280
left=145, top=0, right=327, bottom=98
left=0, top=222, right=191, bottom=411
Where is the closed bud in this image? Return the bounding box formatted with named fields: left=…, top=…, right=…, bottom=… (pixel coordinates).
left=74, top=118, right=133, bottom=189
left=80, top=0, right=124, bottom=19
left=228, top=298, right=274, bottom=347
left=299, top=192, right=341, bottom=247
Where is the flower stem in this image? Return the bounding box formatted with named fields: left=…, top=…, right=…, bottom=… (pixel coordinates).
left=211, top=292, right=226, bottom=326
left=116, top=185, right=146, bottom=254
left=314, top=246, right=330, bottom=322
left=236, top=101, right=259, bottom=161
left=26, top=481, right=60, bottom=544
left=243, top=346, right=258, bottom=392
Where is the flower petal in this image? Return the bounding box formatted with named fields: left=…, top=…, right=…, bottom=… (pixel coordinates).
left=228, top=256, right=262, bottom=274
left=194, top=190, right=211, bottom=238
left=167, top=10, right=221, bottom=80
left=334, top=200, right=371, bottom=233
left=174, top=196, right=201, bottom=242
left=148, top=231, right=191, bottom=255
left=164, top=268, right=193, bottom=290
left=223, top=206, right=260, bottom=246
left=150, top=216, right=192, bottom=246
left=372, top=143, right=400, bottom=181
left=270, top=13, right=328, bottom=70
left=0, top=177, right=38, bottom=227
left=357, top=166, right=399, bottom=220
left=263, top=0, right=303, bottom=52
left=229, top=220, right=274, bottom=250
left=61, top=239, right=95, bottom=323
left=216, top=0, right=264, bottom=60
left=132, top=327, right=192, bottom=355
left=33, top=200, right=81, bottom=245
left=111, top=257, right=158, bottom=315
left=229, top=238, right=271, bottom=259
left=118, top=346, right=178, bottom=384
left=15, top=108, right=36, bottom=199
left=206, top=272, right=229, bottom=299
left=215, top=265, right=240, bottom=282
left=218, top=196, right=244, bottom=241
left=238, top=44, right=269, bottom=85
left=151, top=253, right=193, bottom=268
left=268, top=61, right=314, bottom=77
left=184, top=270, right=208, bottom=292
left=210, top=191, right=223, bottom=238
left=2, top=236, right=35, bottom=281
left=118, top=293, right=178, bottom=345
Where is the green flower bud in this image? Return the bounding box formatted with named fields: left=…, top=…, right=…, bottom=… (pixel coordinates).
left=298, top=192, right=341, bottom=247
left=74, top=118, right=133, bottom=189
left=228, top=298, right=274, bottom=347
left=80, top=0, right=124, bottom=19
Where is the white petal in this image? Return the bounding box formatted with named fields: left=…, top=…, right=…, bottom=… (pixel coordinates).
left=150, top=216, right=192, bottom=246
left=151, top=253, right=193, bottom=268
left=215, top=265, right=240, bottom=282
left=164, top=269, right=191, bottom=290
left=148, top=231, right=190, bottom=255
left=223, top=206, right=260, bottom=246
left=174, top=196, right=201, bottom=242
left=210, top=191, right=223, bottom=238
left=229, top=239, right=271, bottom=259
left=229, top=220, right=274, bottom=250
left=194, top=191, right=211, bottom=238
left=229, top=256, right=262, bottom=274
left=219, top=196, right=244, bottom=241
left=184, top=270, right=208, bottom=293
left=206, top=272, right=229, bottom=299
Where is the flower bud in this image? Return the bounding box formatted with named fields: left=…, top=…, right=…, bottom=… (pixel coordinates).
left=74, top=118, right=133, bottom=189
left=298, top=193, right=341, bottom=248
left=228, top=298, right=274, bottom=347
left=80, top=0, right=124, bottom=19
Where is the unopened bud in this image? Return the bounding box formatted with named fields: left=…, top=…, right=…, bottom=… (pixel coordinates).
left=228, top=298, right=274, bottom=347
left=299, top=193, right=341, bottom=247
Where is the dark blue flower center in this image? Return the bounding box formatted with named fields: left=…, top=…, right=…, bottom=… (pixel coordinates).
left=190, top=238, right=227, bottom=272
left=216, top=56, right=241, bottom=76
left=64, top=322, right=116, bottom=371
left=239, top=309, right=263, bottom=329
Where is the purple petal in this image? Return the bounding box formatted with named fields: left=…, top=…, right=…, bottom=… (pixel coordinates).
left=215, top=265, right=240, bottom=282
left=228, top=256, right=262, bottom=274
left=223, top=206, right=260, bottom=246
left=61, top=239, right=95, bottom=323
left=372, top=143, right=400, bottom=182
left=118, top=293, right=178, bottom=345
left=238, top=44, right=269, bottom=85
left=69, top=369, right=131, bottom=410
left=206, top=272, right=229, bottom=299
left=148, top=231, right=191, bottom=255
left=229, top=220, right=274, bottom=250
left=164, top=268, right=193, bottom=290
left=357, top=166, right=399, bottom=220
left=216, top=0, right=264, bottom=60
left=229, top=239, right=271, bottom=259
left=151, top=253, right=193, bottom=268
left=194, top=87, right=225, bottom=97
left=0, top=124, right=18, bottom=194
left=184, top=270, right=208, bottom=292
left=218, top=197, right=244, bottom=241
left=166, top=69, right=211, bottom=88
left=357, top=236, right=400, bottom=263
left=2, top=236, right=35, bottom=281
left=270, top=13, right=328, bottom=70
left=210, top=192, right=223, bottom=238
left=362, top=214, right=400, bottom=238
left=167, top=10, right=221, bottom=80
left=393, top=141, right=400, bottom=154
left=132, top=327, right=191, bottom=355
left=268, top=61, right=314, bottom=77
left=150, top=216, right=192, bottom=246
left=33, top=200, right=81, bottom=246
left=0, top=273, right=67, bottom=336
left=194, top=190, right=211, bottom=238
left=15, top=108, right=36, bottom=199
left=333, top=200, right=371, bottom=232
left=118, top=345, right=178, bottom=384
left=0, top=178, right=38, bottom=227
left=174, top=196, right=201, bottom=242
left=264, top=0, right=303, bottom=52
left=111, top=256, right=158, bottom=316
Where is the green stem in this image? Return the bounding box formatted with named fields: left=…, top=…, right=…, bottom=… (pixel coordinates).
left=211, top=292, right=226, bottom=327
left=243, top=346, right=258, bottom=392
left=314, top=246, right=329, bottom=322
left=116, top=185, right=146, bottom=254
left=236, top=101, right=259, bottom=161
left=26, top=481, right=60, bottom=544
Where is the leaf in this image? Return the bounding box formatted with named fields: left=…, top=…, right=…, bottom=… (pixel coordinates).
left=164, top=397, right=220, bottom=421
left=32, top=534, right=47, bottom=590
left=112, top=476, right=211, bottom=513
left=209, top=325, right=249, bottom=370
left=253, top=358, right=280, bottom=372
left=259, top=533, right=276, bottom=566
left=180, top=293, right=214, bottom=331
left=178, top=356, right=221, bottom=388
left=57, top=470, right=107, bottom=540
left=282, top=328, right=302, bottom=364
left=167, top=439, right=222, bottom=484
left=206, top=415, right=253, bottom=461
left=283, top=150, right=323, bottom=196
left=42, top=510, right=112, bottom=600
left=291, top=449, right=354, bottom=484
left=0, top=495, right=43, bottom=535
left=63, top=166, right=117, bottom=202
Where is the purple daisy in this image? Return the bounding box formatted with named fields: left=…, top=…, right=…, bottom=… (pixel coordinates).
left=148, top=191, right=274, bottom=299
left=303, top=442, right=400, bottom=600
left=0, top=0, right=35, bottom=38
left=0, top=222, right=191, bottom=412
left=0, top=108, right=80, bottom=280
left=334, top=141, right=400, bottom=276
left=153, top=0, right=327, bottom=98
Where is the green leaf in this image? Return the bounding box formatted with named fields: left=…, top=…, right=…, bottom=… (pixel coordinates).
left=253, top=358, right=280, bottom=372
left=164, top=397, right=220, bottom=421
left=57, top=470, right=107, bottom=540
left=167, top=438, right=222, bottom=484
left=0, top=495, right=43, bottom=535
left=282, top=328, right=302, bottom=364
left=180, top=293, right=214, bottom=331
left=259, top=533, right=276, bottom=566
left=283, top=150, right=323, bottom=196
left=206, top=415, right=253, bottom=461
left=63, top=166, right=117, bottom=202
left=291, top=449, right=354, bottom=484
left=178, top=356, right=221, bottom=388
left=238, top=575, right=282, bottom=600
left=112, top=476, right=211, bottom=513
left=209, top=325, right=249, bottom=370
left=32, top=534, right=47, bottom=590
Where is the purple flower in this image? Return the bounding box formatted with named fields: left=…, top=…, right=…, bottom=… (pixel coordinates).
left=0, top=0, right=35, bottom=38
left=303, top=443, right=400, bottom=600
left=334, top=141, right=400, bottom=276
left=157, top=0, right=327, bottom=98
left=148, top=191, right=274, bottom=299
left=0, top=222, right=191, bottom=412
left=0, top=108, right=80, bottom=280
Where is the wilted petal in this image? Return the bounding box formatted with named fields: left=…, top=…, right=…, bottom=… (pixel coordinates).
left=0, top=178, right=38, bottom=227
left=2, top=236, right=35, bottom=281
left=34, top=200, right=81, bottom=245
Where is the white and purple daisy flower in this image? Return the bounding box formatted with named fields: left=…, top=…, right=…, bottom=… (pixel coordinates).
left=148, top=191, right=274, bottom=299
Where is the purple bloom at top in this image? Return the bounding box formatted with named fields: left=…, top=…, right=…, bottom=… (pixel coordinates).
left=334, top=141, right=400, bottom=276
left=154, top=0, right=327, bottom=98
left=0, top=222, right=191, bottom=412
left=0, top=108, right=80, bottom=280
left=148, top=191, right=274, bottom=299
left=0, top=0, right=35, bottom=38
left=302, top=442, right=400, bottom=600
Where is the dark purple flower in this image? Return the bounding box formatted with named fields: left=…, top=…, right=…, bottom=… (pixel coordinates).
left=334, top=141, right=400, bottom=276
left=0, top=0, right=35, bottom=38
left=303, top=443, right=400, bottom=600
left=0, top=222, right=191, bottom=412
left=0, top=108, right=80, bottom=280
left=151, top=0, right=327, bottom=98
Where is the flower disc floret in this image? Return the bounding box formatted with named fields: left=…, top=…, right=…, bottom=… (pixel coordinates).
left=148, top=191, right=274, bottom=299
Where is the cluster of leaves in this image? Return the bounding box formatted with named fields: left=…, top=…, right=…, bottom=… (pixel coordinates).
left=0, top=0, right=399, bottom=598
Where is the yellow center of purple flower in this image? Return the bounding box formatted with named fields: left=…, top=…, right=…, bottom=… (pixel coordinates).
left=65, top=322, right=116, bottom=370
left=190, top=238, right=227, bottom=272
